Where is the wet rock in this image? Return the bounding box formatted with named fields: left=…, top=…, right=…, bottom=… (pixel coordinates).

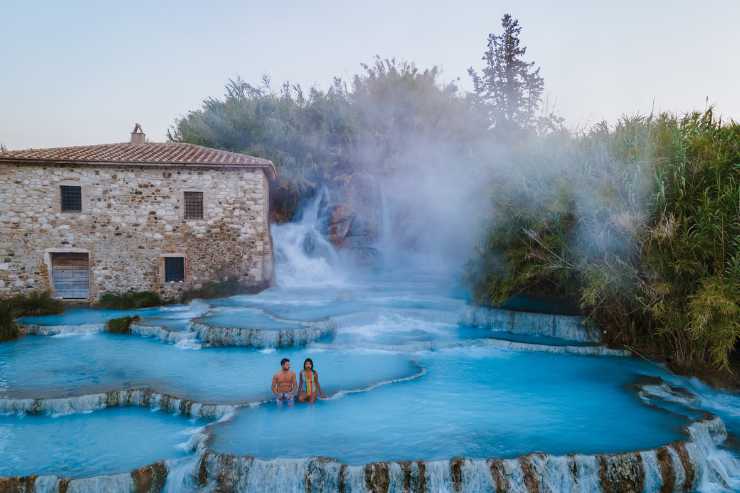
left=131, top=462, right=167, bottom=493
left=567, top=455, right=578, bottom=484
left=398, top=461, right=426, bottom=493
left=197, top=452, right=210, bottom=487
left=305, top=457, right=343, bottom=492
left=0, top=388, right=232, bottom=420
left=598, top=452, right=645, bottom=493
left=213, top=454, right=242, bottom=493
left=327, top=205, right=353, bottom=247
left=519, top=456, right=540, bottom=493
left=364, top=462, right=390, bottom=493
left=449, top=458, right=464, bottom=492
left=191, top=319, right=336, bottom=348
left=672, top=442, right=694, bottom=492
left=338, top=464, right=348, bottom=493
left=323, top=174, right=386, bottom=268
left=488, top=459, right=509, bottom=492
left=0, top=476, right=36, bottom=493
left=656, top=447, right=675, bottom=493
left=414, top=461, right=427, bottom=493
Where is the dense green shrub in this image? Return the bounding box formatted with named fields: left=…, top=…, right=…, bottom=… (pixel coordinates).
left=8, top=291, right=65, bottom=317
left=0, top=291, right=64, bottom=341
left=106, top=316, right=140, bottom=334
left=0, top=302, right=18, bottom=341
left=467, top=109, right=739, bottom=375
left=97, top=291, right=162, bottom=309
left=169, top=58, right=482, bottom=221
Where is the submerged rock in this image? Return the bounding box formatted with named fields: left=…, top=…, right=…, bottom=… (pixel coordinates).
left=131, top=462, right=167, bottom=493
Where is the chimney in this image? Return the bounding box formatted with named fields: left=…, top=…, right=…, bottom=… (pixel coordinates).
left=130, top=123, right=145, bottom=144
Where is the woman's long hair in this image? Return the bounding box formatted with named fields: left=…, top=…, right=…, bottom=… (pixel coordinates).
left=303, top=358, right=315, bottom=373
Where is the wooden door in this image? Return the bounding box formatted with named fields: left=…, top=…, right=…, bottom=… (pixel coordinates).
left=51, top=253, right=90, bottom=299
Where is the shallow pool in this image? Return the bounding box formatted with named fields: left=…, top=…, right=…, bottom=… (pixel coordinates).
left=4, top=271, right=740, bottom=489
left=0, top=407, right=202, bottom=478
left=0, top=335, right=419, bottom=403
left=19, top=301, right=210, bottom=331
left=209, top=347, right=689, bottom=464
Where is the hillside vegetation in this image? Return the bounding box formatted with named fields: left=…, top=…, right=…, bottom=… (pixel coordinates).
left=467, top=110, right=739, bottom=379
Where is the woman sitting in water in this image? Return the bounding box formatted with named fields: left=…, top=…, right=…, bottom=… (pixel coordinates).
left=298, top=358, right=325, bottom=403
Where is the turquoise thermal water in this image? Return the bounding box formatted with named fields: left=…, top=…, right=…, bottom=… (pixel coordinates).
left=0, top=408, right=201, bottom=478
left=6, top=274, right=740, bottom=473
left=200, top=307, right=308, bottom=330
left=2, top=191, right=738, bottom=486
left=0, top=334, right=419, bottom=402
left=19, top=301, right=209, bottom=331
left=208, top=347, right=689, bottom=464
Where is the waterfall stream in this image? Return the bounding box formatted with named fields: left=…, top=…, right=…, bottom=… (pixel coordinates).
left=271, top=189, right=346, bottom=288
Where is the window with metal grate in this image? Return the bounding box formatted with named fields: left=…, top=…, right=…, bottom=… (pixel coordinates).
left=164, top=257, right=185, bottom=282
left=184, top=191, right=204, bottom=220
left=60, top=185, right=82, bottom=212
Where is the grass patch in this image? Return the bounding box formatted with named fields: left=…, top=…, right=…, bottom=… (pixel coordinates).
left=0, top=291, right=64, bottom=342
left=97, top=291, right=163, bottom=309
left=106, top=316, right=140, bottom=334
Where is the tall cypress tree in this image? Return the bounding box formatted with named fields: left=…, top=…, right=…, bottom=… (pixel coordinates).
left=469, top=14, right=546, bottom=133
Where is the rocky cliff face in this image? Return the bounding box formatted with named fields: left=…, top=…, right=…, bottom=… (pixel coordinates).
left=322, top=174, right=385, bottom=267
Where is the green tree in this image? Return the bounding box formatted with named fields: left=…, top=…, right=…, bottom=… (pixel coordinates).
left=468, top=14, right=549, bottom=134
left=169, top=58, right=480, bottom=220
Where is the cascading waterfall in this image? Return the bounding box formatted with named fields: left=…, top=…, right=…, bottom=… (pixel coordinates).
left=271, top=188, right=346, bottom=288
left=156, top=416, right=738, bottom=493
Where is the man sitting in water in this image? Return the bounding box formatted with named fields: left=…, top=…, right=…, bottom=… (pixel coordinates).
left=271, top=358, right=297, bottom=406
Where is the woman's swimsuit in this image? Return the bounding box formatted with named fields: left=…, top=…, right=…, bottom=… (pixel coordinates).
left=302, top=370, right=315, bottom=395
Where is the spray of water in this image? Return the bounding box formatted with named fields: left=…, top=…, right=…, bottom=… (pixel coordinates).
left=271, top=188, right=346, bottom=288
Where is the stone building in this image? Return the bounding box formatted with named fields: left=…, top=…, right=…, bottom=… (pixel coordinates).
left=0, top=125, right=275, bottom=301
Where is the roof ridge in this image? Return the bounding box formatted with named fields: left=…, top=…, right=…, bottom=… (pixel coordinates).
left=0, top=141, right=276, bottom=177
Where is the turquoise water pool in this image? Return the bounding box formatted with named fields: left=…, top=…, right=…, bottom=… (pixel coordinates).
left=210, top=347, right=689, bottom=463
left=3, top=262, right=739, bottom=491
left=0, top=334, right=419, bottom=403
left=0, top=407, right=203, bottom=478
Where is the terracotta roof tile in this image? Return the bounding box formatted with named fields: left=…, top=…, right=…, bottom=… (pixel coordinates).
left=0, top=142, right=276, bottom=177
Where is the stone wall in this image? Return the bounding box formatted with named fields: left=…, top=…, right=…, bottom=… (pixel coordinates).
left=0, top=163, right=273, bottom=300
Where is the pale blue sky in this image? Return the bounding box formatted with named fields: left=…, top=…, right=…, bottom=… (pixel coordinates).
left=2, top=1, right=738, bottom=149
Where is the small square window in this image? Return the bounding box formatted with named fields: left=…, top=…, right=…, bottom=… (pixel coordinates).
left=184, top=191, right=204, bottom=220
left=60, top=185, right=82, bottom=212
left=164, top=257, right=185, bottom=283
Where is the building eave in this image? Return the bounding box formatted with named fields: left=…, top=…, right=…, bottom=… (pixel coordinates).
left=0, top=157, right=278, bottom=179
